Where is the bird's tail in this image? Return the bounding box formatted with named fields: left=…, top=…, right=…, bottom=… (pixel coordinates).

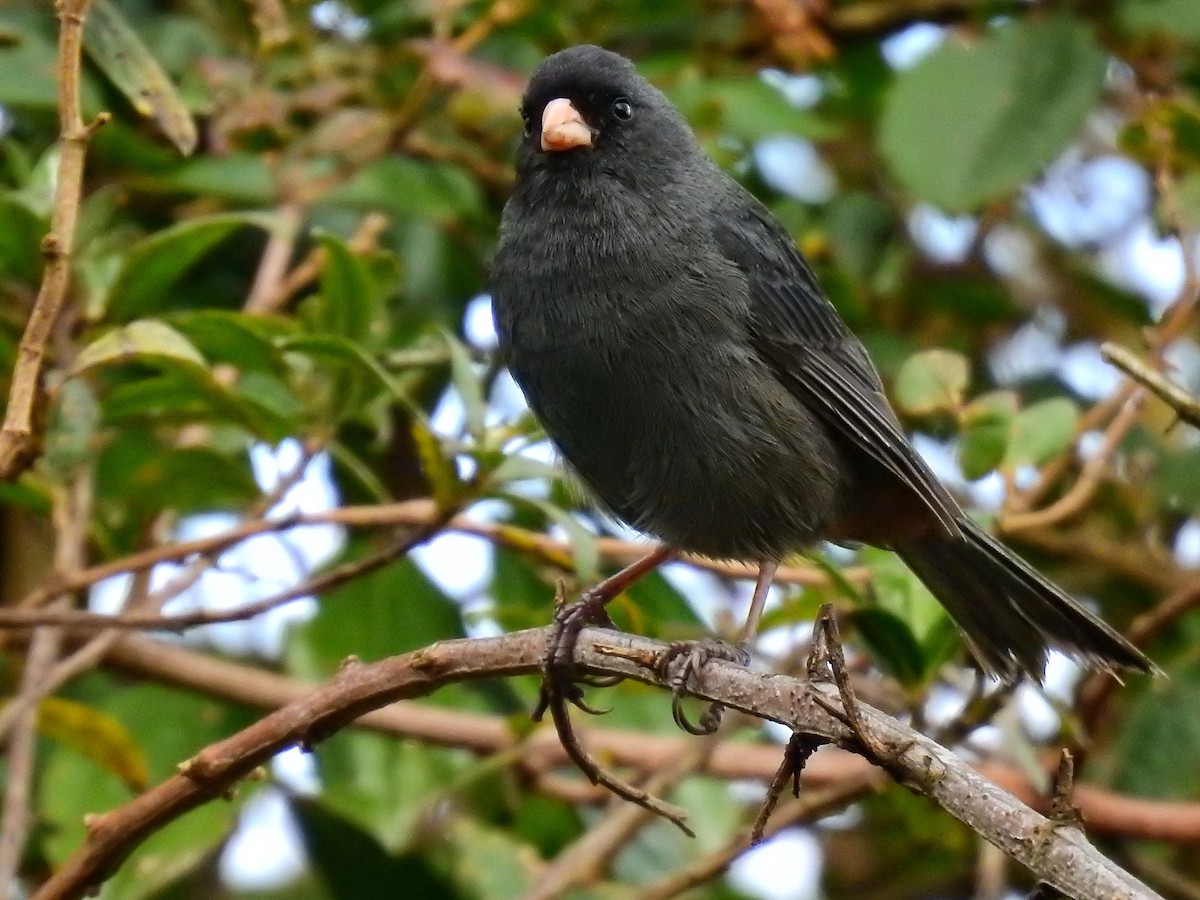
left=896, top=518, right=1153, bottom=682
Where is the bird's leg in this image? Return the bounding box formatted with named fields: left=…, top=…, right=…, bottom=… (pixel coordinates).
left=660, top=558, right=779, bottom=735
left=740, top=557, right=779, bottom=644
left=533, top=544, right=674, bottom=720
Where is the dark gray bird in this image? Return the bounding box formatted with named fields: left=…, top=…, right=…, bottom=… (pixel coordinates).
left=490, top=44, right=1152, bottom=682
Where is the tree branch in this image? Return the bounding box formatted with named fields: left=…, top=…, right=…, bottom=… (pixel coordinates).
left=99, top=632, right=1200, bottom=844
left=0, top=0, right=108, bottom=480
left=39, top=628, right=1160, bottom=900
left=2, top=498, right=860, bottom=628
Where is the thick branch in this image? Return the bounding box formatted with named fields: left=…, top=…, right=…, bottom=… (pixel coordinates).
left=99, top=632, right=1200, bottom=847
left=40, top=629, right=1159, bottom=900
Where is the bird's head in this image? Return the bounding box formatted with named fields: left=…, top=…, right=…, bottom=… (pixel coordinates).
left=514, top=45, right=699, bottom=191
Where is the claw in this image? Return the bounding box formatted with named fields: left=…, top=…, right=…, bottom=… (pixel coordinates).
left=671, top=692, right=725, bottom=735
left=659, top=638, right=752, bottom=736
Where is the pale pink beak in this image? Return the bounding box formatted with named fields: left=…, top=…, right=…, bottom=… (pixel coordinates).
left=540, top=98, right=593, bottom=152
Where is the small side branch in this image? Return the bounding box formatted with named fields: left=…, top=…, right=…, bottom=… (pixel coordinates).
left=1101, top=342, right=1200, bottom=431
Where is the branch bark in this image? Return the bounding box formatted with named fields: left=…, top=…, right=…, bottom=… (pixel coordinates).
left=4, top=497, right=860, bottom=622
left=0, top=0, right=107, bottom=480
left=39, top=628, right=1160, bottom=900
left=97, top=632, right=1200, bottom=847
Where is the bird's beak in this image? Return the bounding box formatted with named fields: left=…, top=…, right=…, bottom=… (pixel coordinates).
left=540, top=98, right=593, bottom=152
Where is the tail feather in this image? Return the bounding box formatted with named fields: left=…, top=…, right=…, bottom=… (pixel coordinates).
left=897, top=518, right=1153, bottom=682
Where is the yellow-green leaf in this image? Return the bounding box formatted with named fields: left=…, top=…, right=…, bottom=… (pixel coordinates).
left=34, top=696, right=149, bottom=791
left=412, top=418, right=463, bottom=511
left=83, top=0, right=198, bottom=155
left=73, top=319, right=208, bottom=374
left=894, top=349, right=970, bottom=416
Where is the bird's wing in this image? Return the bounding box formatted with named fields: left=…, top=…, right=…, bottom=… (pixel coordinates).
left=713, top=201, right=962, bottom=538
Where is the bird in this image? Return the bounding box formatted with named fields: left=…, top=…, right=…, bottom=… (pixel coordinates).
left=490, top=44, right=1152, bottom=686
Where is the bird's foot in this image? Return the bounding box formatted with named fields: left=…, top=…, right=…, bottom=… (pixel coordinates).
left=528, top=557, right=694, bottom=838
left=532, top=585, right=619, bottom=720
left=532, top=547, right=674, bottom=721
left=658, top=638, right=751, bottom=735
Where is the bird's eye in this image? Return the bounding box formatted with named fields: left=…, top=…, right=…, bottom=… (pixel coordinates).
left=521, top=111, right=532, bottom=138
left=612, top=98, right=633, bottom=121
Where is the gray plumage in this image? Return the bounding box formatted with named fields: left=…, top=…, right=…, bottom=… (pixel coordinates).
left=491, top=45, right=1152, bottom=681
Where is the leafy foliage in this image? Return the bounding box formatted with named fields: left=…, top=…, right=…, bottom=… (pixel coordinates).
left=1, top=0, right=1198, bottom=897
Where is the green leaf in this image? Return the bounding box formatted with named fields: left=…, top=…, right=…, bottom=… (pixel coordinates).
left=73, top=319, right=208, bottom=374
left=151, top=153, right=273, bottom=203
left=670, top=74, right=835, bottom=143
left=957, top=390, right=1018, bottom=480
left=441, top=817, right=541, bottom=900
left=825, top=191, right=897, bottom=282
left=285, top=542, right=465, bottom=679
left=38, top=678, right=256, bottom=896
left=309, top=733, right=472, bottom=853
left=293, top=798, right=458, bottom=897
left=1114, top=664, right=1200, bottom=799
left=502, top=492, right=599, bottom=583
left=312, top=230, right=382, bottom=343
left=326, top=157, right=484, bottom=221
left=96, top=434, right=260, bottom=517
left=83, top=0, right=198, bottom=154
left=880, top=18, right=1107, bottom=211
left=1119, top=0, right=1200, bottom=41
left=411, top=417, right=464, bottom=510
left=44, top=378, right=101, bottom=476
left=282, top=333, right=406, bottom=417
left=1003, top=397, right=1079, bottom=468
left=230, top=371, right=307, bottom=436
left=9, top=144, right=60, bottom=219
left=167, top=309, right=290, bottom=373
left=102, top=368, right=299, bottom=441
left=852, top=607, right=928, bottom=685
left=0, top=193, right=46, bottom=284
left=0, top=15, right=104, bottom=112
left=894, top=349, right=970, bottom=416
left=863, top=546, right=950, bottom=646
left=105, top=212, right=277, bottom=320
left=1176, top=171, right=1200, bottom=232
left=1154, top=446, right=1200, bottom=513
left=442, top=329, right=488, bottom=441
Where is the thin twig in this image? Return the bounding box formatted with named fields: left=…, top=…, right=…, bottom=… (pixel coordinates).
left=0, top=624, right=62, bottom=884
left=0, top=499, right=856, bottom=628
left=1003, top=108, right=1200, bottom=529
left=750, top=731, right=826, bottom=843
left=1078, top=577, right=1200, bottom=734
left=637, top=774, right=882, bottom=900
left=0, top=470, right=92, bottom=884
left=524, top=736, right=720, bottom=899
left=243, top=201, right=305, bottom=314
left=1000, top=392, right=1146, bottom=533
left=0, top=0, right=107, bottom=480
left=1101, top=342, right=1200, bottom=431
left=0, top=450, right=334, bottom=743
left=259, top=212, right=389, bottom=313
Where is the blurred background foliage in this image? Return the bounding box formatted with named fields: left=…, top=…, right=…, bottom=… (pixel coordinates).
left=1, top=0, right=1199, bottom=897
